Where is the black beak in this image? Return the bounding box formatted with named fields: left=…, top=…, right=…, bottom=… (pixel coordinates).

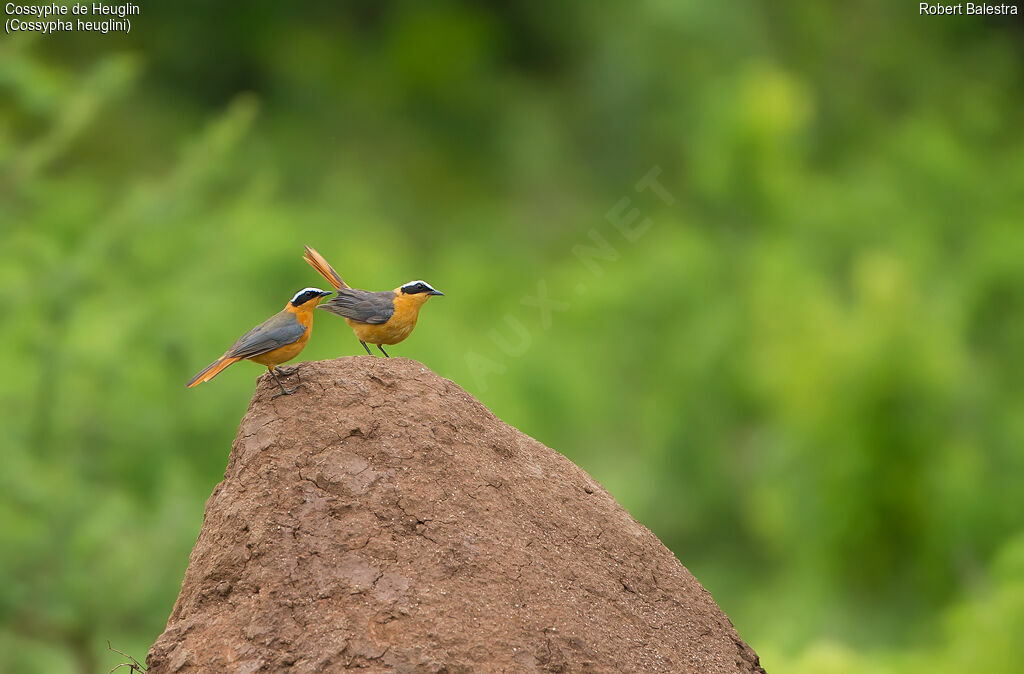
left=429, top=289, right=444, bottom=296
left=319, top=290, right=333, bottom=298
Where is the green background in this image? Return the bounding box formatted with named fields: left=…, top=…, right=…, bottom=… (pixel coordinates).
left=3, top=2, right=1024, bottom=672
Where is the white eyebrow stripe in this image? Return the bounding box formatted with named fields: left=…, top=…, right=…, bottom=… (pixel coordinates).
left=402, top=280, right=434, bottom=291
left=291, top=287, right=327, bottom=302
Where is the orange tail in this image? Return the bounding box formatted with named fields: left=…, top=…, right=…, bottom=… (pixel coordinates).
left=303, top=245, right=349, bottom=290
left=186, top=355, right=242, bottom=388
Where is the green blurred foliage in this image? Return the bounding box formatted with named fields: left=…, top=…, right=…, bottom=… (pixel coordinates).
left=2, top=2, right=1023, bottom=672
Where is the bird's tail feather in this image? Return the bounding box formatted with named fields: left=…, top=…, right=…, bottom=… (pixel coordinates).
left=303, top=245, right=349, bottom=290
left=186, top=355, right=241, bottom=388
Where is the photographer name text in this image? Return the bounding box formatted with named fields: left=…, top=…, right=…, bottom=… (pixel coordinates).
left=919, top=3, right=1018, bottom=14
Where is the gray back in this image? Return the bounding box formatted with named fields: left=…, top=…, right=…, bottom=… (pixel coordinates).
left=320, top=289, right=396, bottom=325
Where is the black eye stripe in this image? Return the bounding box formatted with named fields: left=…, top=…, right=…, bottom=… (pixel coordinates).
left=292, top=290, right=322, bottom=305
left=402, top=283, right=431, bottom=294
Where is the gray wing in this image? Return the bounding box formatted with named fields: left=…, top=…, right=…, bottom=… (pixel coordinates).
left=226, top=310, right=306, bottom=359
left=319, top=289, right=395, bottom=324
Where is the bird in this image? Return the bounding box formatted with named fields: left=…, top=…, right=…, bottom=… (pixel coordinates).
left=186, top=287, right=333, bottom=396
left=303, top=245, right=443, bottom=357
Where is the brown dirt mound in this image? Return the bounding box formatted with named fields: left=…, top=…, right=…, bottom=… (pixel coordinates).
left=147, top=357, right=763, bottom=673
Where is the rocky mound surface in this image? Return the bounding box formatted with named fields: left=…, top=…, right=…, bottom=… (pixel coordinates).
left=147, top=357, right=763, bottom=673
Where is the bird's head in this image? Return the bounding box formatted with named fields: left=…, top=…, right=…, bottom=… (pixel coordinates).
left=289, top=287, right=333, bottom=308
left=397, top=280, right=444, bottom=305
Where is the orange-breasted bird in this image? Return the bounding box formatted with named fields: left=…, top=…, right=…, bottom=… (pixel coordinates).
left=303, top=245, right=443, bottom=357
left=186, top=287, right=333, bottom=396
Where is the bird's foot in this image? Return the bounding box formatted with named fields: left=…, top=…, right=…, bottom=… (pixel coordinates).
left=268, top=368, right=300, bottom=397
left=272, top=385, right=300, bottom=399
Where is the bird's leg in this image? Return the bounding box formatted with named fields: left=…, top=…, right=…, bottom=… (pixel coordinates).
left=360, top=341, right=373, bottom=356
left=377, top=344, right=390, bottom=358
left=269, top=367, right=298, bottom=398
left=275, top=365, right=298, bottom=376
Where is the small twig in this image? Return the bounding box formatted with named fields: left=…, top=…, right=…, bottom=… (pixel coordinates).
left=107, top=640, right=146, bottom=673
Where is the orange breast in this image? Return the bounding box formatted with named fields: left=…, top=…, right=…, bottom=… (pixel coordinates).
left=347, top=314, right=417, bottom=345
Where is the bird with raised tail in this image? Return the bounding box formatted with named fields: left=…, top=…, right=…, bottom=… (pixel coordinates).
left=303, top=245, right=443, bottom=357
